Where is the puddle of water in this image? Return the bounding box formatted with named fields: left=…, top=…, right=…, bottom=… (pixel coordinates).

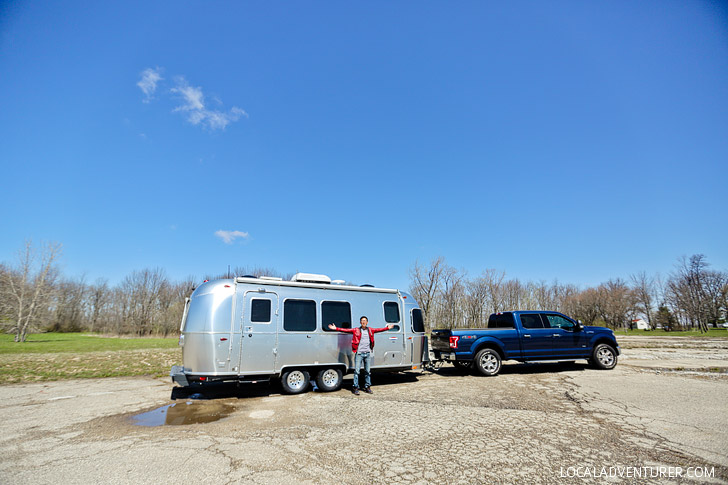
left=131, top=401, right=236, bottom=426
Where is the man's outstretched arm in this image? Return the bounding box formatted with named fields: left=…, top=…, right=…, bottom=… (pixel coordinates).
left=371, top=324, right=395, bottom=333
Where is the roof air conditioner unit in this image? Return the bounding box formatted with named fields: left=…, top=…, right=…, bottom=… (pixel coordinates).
left=291, top=273, right=331, bottom=284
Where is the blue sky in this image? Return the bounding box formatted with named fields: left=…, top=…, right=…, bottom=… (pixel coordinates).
left=1, top=1, right=727, bottom=290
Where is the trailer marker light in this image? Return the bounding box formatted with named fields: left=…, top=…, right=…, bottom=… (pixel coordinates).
left=199, top=377, right=207, bottom=381
left=449, top=336, right=460, bottom=349
left=220, top=338, right=228, bottom=341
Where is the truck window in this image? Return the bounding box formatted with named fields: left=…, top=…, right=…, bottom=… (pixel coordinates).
left=411, top=309, right=425, bottom=333
left=250, top=299, right=271, bottom=323
left=543, top=314, right=575, bottom=330
left=487, top=312, right=514, bottom=328
left=322, top=301, right=351, bottom=331
left=283, top=299, right=316, bottom=332
left=520, top=314, right=546, bottom=329
left=383, top=302, right=400, bottom=323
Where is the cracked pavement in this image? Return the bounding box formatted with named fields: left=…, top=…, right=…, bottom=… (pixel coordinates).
left=0, top=337, right=726, bottom=484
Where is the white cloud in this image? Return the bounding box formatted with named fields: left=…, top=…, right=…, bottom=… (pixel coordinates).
left=137, top=68, right=163, bottom=103
left=215, top=230, right=250, bottom=244
left=171, top=77, right=248, bottom=131
left=136, top=67, right=248, bottom=131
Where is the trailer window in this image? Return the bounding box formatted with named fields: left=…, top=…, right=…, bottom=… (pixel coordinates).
left=283, top=299, right=316, bottom=332
left=322, top=301, right=351, bottom=331
left=487, top=312, right=514, bottom=328
left=383, top=302, right=400, bottom=323
left=411, top=309, right=425, bottom=333
left=250, top=299, right=271, bottom=323
left=520, top=313, right=546, bottom=329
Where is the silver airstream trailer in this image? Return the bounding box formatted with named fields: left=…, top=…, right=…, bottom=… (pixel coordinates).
left=171, top=273, right=427, bottom=394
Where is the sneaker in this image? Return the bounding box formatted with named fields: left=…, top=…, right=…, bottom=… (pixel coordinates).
left=364, top=388, right=372, bottom=394
left=352, top=388, right=360, bottom=395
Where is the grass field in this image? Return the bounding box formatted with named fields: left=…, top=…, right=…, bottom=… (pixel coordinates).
left=614, top=328, right=728, bottom=337
left=0, top=333, right=180, bottom=384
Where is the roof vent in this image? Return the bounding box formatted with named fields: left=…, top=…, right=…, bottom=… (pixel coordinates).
left=331, top=279, right=346, bottom=285
left=291, top=273, right=331, bottom=284
left=259, top=276, right=283, bottom=281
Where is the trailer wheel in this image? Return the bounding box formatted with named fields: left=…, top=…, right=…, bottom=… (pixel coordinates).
left=474, top=348, right=502, bottom=376
left=281, top=369, right=310, bottom=394
left=315, top=368, right=343, bottom=392
left=591, top=344, right=617, bottom=370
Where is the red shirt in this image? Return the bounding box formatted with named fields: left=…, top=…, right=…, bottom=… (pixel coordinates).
left=331, top=326, right=389, bottom=353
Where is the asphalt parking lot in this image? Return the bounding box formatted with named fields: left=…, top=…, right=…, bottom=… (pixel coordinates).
left=1, top=336, right=726, bottom=484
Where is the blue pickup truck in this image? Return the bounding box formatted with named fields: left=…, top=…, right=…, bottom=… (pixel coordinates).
left=430, top=311, right=620, bottom=376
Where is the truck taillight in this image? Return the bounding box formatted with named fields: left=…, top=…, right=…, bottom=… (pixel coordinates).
left=449, top=336, right=459, bottom=349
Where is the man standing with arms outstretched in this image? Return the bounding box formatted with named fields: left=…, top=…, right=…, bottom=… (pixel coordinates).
left=328, top=316, right=393, bottom=395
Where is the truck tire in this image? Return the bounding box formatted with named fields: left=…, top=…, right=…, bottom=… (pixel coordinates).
left=591, top=344, right=617, bottom=370
left=281, top=369, right=310, bottom=394
left=474, top=348, right=501, bottom=376
left=315, top=368, right=342, bottom=392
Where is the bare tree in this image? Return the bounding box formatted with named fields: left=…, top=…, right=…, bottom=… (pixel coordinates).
left=1, top=240, right=62, bottom=342
left=630, top=271, right=656, bottom=329
left=87, top=278, right=110, bottom=332
left=439, top=265, right=466, bottom=329
left=465, top=276, right=489, bottom=328
left=501, top=279, right=523, bottom=312
left=599, top=279, right=637, bottom=330
left=565, top=287, right=602, bottom=325
left=481, top=269, right=506, bottom=314
left=50, top=275, right=88, bottom=332
left=665, top=255, right=718, bottom=332
left=119, top=268, right=168, bottom=336
left=408, top=257, right=446, bottom=330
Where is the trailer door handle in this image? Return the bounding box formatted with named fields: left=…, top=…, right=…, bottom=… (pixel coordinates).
left=306, top=335, right=311, bottom=338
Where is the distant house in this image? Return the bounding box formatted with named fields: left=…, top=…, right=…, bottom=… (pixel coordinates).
left=632, top=318, right=650, bottom=330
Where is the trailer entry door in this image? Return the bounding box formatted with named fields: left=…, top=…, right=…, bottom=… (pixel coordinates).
left=375, top=301, right=404, bottom=366
left=238, top=291, right=279, bottom=375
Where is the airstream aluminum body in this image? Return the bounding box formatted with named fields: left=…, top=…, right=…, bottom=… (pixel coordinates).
left=171, top=273, right=427, bottom=393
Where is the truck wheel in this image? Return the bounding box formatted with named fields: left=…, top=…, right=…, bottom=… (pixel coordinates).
left=591, top=344, right=617, bottom=370
left=474, top=349, right=501, bottom=376
left=315, top=368, right=342, bottom=392
left=281, top=369, right=310, bottom=394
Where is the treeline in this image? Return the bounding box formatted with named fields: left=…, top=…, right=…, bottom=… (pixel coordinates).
left=1, top=241, right=726, bottom=341
left=409, top=255, right=728, bottom=332
left=0, top=241, right=281, bottom=341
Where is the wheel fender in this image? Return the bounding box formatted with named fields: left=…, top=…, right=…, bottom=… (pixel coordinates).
left=470, top=337, right=506, bottom=361
left=588, top=336, right=619, bottom=354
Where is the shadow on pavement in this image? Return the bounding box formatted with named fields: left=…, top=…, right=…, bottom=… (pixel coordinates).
left=170, top=371, right=421, bottom=401
left=432, top=361, right=590, bottom=377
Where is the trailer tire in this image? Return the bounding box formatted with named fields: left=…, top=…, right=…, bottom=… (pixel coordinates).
left=281, top=369, right=310, bottom=394
left=315, top=368, right=343, bottom=392
left=591, top=344, right=617, bottom=370
left=474, top=348, right=502, bottom=376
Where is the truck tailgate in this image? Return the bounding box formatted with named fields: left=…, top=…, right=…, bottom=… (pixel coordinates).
left=430, top=329, right=452, bottom=351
